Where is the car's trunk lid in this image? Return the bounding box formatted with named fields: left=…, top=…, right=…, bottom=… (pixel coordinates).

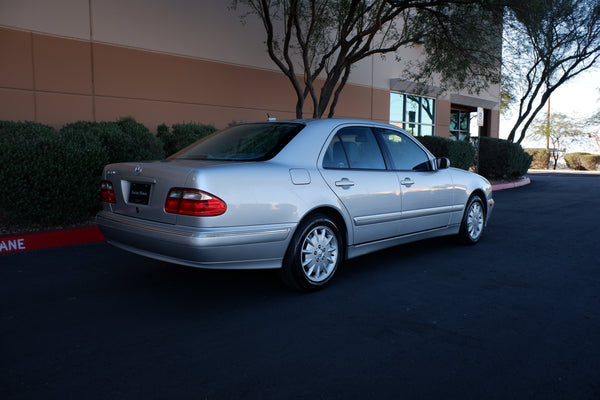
left=103, top=160, right=196, bottom=224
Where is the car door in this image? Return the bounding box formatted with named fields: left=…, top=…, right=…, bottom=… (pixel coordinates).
left=373, top=128, right=455, bottom=235
left=319, top=126, right=403, bottom=245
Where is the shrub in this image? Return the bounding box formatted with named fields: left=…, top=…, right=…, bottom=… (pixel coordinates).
left=525, top=148, right=550, bottom=169
left=115, top=116, right=165, bottom=160
left=478, top=137, right=532, bottom=180
left=157, top=123, right=169, bottom=138
left=61, top=118, right=164, bottom=163
left=416, top=136, right=475, bottom=170
left=157, top=122, right=217, bottom=156
left=0, top=122, right=108, bottom=225
left=61, top=121, right=130, bottom=163
left=0, top=117, right=166, bottom=227
left=565, top=152, right=600, bottom=170
left=581, top=154, right=600, bottom=170
left=0, top=120, right=57, bottom=139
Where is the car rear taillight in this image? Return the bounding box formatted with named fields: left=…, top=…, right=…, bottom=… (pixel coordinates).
left=101, top=180, right=116, bottom=204
left=165, top=188, right=227, bottom=216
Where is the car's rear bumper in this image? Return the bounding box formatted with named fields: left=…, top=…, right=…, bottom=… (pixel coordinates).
left=96, top=211, right=295, bottom=269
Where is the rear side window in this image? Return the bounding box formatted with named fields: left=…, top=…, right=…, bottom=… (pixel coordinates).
left=323, top=127, right=386, bottom=170
left=172, top=122, right=304, bottom=161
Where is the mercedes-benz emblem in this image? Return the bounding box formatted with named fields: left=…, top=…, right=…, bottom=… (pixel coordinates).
left=134, top=165, right=143, bottom=175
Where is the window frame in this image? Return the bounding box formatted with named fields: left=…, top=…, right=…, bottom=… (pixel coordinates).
left=321, top=125, right=435, bottom=172
left=373, top=127, right=433, bottom=172
left=172, top=122, right=304, bottom=161
left=322, top=126, right=388, bottom=171
left=390, top=92, right=436, bottom=137
left=450, top=110, right=472, bottom=141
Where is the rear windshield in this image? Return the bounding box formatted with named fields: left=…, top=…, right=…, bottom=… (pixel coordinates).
left=171, top=122, right=304, bottom=161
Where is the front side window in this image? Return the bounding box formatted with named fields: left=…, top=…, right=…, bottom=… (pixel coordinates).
left=322, top=127, right=386, bottom=170
left=375, top=128, right=432, bottom=171
left=390, top=92, right=436, bottom=137
left=172, top=122, right=304, bottom=161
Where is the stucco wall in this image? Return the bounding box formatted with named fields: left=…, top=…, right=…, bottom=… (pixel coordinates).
left=0, top=0, right=499, bottom=135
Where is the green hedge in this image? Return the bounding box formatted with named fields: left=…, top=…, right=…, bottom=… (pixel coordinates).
left=416, top=136, right=475, bottom=170
left=157, top=122, right=217, bottom=156
left=525, top=148, right=550, bottom=169
left=0, top=118, right=167, bottom=226
left=0, top=122, right=108, bottom=225
left=61, top=117, right=164, bottom=163
left=565, top=152, right=600, bottom=171
left=478, top=137, right=532, bottom=180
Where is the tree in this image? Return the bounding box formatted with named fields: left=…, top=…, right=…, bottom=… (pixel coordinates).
left=584, top=107, right=600, bottom=150
left=530, top=112, right=585, bottom=169
left=232, top=0, right=503, bottom=119
left=503, top=0, right=600, bottom=144
left=500, top=72, right=517, bottom=117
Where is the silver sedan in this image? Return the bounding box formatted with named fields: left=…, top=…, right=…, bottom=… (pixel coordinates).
left=96, top=119, right=494, bottom=290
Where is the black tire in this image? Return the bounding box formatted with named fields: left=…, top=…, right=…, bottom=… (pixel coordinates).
left=279, top=213, right=343, bottom=291
left=458, top=195, right=486, bottom=245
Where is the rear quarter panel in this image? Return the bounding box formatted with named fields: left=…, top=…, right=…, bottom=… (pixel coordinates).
left=175, top=161, right=346, bottom=229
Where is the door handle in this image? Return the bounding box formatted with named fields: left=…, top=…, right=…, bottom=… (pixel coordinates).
left=400, top=178, right=415, bottom=186
left=335, top=178, right=355, bottom=187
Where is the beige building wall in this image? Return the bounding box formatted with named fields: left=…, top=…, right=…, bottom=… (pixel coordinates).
left=0, top=26, right=388, bottom=129
left=0, top=0, right=499, bottom=137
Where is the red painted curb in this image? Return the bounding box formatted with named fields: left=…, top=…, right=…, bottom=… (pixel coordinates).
left=492, top=177, right=531, bottom=191
left=0, top=226, right=105, bottom=254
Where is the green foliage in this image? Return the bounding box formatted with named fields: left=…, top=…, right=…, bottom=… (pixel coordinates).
left=416, top=136, right=476, bottom=170
left=61, top=121, right=129, bottom=163
left=503, top=0, right=600, bottom=143
left=1, top=117, right=169, bottom=227
left=234, top=0, right=505, bottom=118
left=0, top=122, right=108, bottom=225
left=157, top=123, right=169, bottom=137
left=157, top=122, right=217, bottom=156
left=478, top=137, right=533, bottom=179
left=407, top=2, right=503, bottom=95
left=115, top=116, right=165, bottom=160
left=564, top=152, right=600, bottom=170
left=0, top=120, right=57, bottom=138
left=500, top=73, right=517, bottom=117
left=529, top=113, right=584, bottom=149
left=525, top=148, right=550, bottom=169
left=60, top=119, right=164, bottom=163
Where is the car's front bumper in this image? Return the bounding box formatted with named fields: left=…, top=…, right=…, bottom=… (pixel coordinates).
left=96, top=211, right=295, bottom=269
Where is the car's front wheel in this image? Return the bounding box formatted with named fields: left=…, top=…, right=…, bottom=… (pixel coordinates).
left=280, top=214, right=343, bottom=291
left=458, top=195, right=486, bottom=244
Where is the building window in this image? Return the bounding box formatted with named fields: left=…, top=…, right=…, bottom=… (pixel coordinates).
left=450, top=110, right=471, bottom=141
left=390, top=92, right=435, bottom=136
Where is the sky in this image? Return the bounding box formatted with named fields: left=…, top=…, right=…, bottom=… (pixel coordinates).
left=498, top=68, right=600, bottom=153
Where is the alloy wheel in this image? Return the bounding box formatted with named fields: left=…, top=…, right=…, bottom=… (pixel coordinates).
left=300, top=225, right=339, bottom=283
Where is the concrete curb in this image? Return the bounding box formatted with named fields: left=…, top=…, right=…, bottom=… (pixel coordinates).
left=527, top=169, right=600, bottom=175
left=491, top=177, right=531, bottom=191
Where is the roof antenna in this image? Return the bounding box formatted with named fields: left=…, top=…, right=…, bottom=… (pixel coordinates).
left=267, top=113, right=276, bottom=121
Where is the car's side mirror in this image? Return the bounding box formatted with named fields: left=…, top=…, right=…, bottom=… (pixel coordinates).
left=436, top=157, right=450, bottom=169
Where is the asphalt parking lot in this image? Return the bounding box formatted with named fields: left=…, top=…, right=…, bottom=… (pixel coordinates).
left=1, top=173, right=599, bottom=399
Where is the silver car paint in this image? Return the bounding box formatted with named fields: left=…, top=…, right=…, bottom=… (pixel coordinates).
left=96, top=118, right=493, bottom=269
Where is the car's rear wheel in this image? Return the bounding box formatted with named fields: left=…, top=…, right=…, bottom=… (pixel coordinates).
left=458, top=195, right=485, bottom=244
left=280, top=213, right=343, bottom=291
